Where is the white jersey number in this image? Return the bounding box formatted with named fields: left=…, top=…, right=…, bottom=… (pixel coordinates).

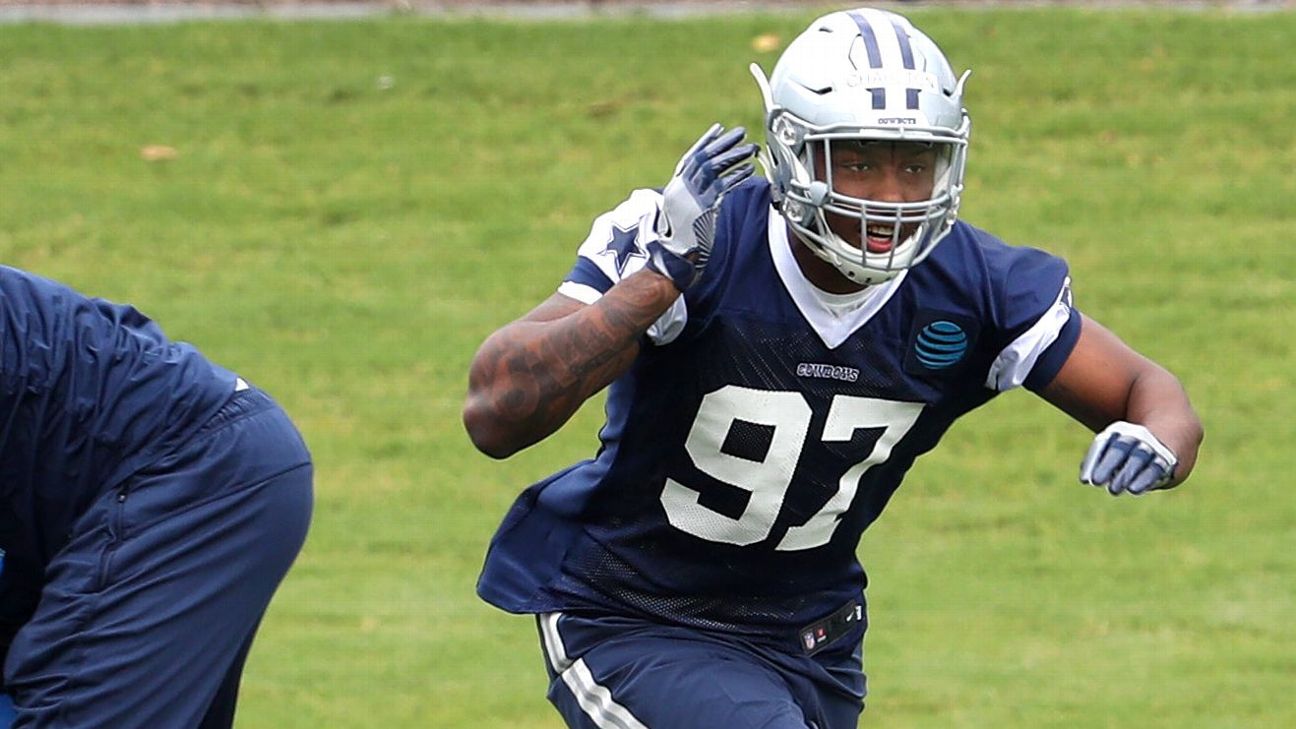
left=660, top=385, right=923, bottom=550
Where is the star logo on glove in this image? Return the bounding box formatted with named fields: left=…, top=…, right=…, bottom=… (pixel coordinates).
left=601, top=223, right=645, bottom=276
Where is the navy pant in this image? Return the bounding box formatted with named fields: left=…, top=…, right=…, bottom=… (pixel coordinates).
left=536, top=611, right=866, bottom=729
left=2, top=387, right=313, bottom=728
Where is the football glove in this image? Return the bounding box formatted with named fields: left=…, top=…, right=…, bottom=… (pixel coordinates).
left=1079, top=421, right=1179, bottom=496
left=645, top=123, right=757, bottom=291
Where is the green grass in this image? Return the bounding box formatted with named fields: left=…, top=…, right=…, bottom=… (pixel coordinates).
left=1, top=7, right=1292, bottom=728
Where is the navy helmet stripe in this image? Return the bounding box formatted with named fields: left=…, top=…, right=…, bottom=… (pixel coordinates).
left=850, top=12, right=887, bottom=109
left=889, top=19, right=922, bottom=109
left=849, top=12, right=884, bottom=68
left=889, top=20, right=916, bottom=69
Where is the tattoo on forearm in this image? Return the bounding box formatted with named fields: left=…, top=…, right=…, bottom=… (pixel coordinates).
left=475, top=274, right=674, bottom=442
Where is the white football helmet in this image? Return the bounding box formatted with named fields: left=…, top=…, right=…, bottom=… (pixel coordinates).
left=751, top=8, right=971, bottom=285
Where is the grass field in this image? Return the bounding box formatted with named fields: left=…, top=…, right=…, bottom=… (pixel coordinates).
left=0, top=6, right=1293, bottom=727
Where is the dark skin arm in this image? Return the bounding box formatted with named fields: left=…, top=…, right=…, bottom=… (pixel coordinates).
left=1040, top=314, right=1203, bottom=488
left=462, top=269, right=681, bottom=459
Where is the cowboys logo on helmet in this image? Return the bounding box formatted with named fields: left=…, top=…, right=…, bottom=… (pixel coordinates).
left=751, top=8, right=972, bottom=286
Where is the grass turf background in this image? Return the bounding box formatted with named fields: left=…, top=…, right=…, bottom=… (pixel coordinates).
left=0, top=7, right=1292, bottom=727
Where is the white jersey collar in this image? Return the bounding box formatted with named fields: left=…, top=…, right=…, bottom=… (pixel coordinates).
left=768, top=207, right=907, bottom=350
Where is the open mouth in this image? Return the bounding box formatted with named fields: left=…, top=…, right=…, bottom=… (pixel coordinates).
left=865, top=224, right=899, bottom=253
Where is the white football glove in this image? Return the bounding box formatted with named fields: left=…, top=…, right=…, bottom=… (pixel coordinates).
left=645, top=123, right=757, bottom=291
left=1079, top=421, right=1179, bottom=496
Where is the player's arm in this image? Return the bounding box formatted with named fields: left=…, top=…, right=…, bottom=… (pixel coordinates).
left=463, top=124, right=756, bottom=459
left=1040, top=313, right=1203, bottom=494
left=463, top=272, right=679, bottom=459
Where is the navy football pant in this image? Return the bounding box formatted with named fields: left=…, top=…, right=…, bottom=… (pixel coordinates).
left=537, top=612, right=865, bottom=729
left=2, top=387, right=313, bottom=728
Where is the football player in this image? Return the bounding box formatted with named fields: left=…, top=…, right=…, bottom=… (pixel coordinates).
left=0, top=266, right=313, bottom=727
left=465, top=8, right=1202, bottom=728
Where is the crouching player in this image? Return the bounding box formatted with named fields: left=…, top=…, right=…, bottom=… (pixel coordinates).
left=0, top=265, right=313, bottom=727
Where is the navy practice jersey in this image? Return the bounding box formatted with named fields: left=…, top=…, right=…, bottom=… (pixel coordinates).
left=0, top=266, right=237, bottom=622
left=478, top=178, right=1082, bottom=642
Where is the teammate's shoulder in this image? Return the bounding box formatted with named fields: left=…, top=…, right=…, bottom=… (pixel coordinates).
left=0, top=264, right=79, bottom=303
left=0, top=264, right=44, bottom=288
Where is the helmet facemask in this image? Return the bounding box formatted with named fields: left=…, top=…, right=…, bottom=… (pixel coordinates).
left=773, top=120, right=969, bottom=285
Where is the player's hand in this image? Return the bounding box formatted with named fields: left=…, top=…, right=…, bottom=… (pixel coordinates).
left=1079, top=421, right=1179, bottom=496
left=645, top=123, right=757, bottom=291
